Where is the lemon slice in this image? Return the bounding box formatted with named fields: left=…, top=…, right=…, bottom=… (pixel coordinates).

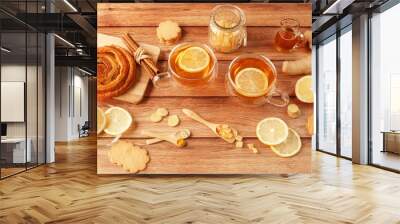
left=104, top=107, right=132, bottom=136
left=178, top=46, right=210, bottom=73
left=270, top=128, right=302, bottom=157
left=256, top=117, right=289, bottom=145
left=97, top=107, right=106, bottom=134
left=235, top=68, right=268, bottom=97
left=295, top=75, right=313, bottom=103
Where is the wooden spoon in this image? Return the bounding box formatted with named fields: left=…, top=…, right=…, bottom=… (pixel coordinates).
left=182, top=108, right=235, bottom=143
left=146, top=129, right=191, bottom=145
left=142, top=130, right=186, bottom=147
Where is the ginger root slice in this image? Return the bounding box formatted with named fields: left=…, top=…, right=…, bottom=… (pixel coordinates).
left=156, top=107, right=169, bottom=117
left=150, top=113, right=162, bottom=122
left=287, top=104, right=301, bottom=119
left=282, top=55, right=311, bottom=76
left=167, top=115, right=180, bottom=127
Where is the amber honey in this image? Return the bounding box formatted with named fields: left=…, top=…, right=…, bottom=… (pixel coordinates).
left=169, top=43, right=217, bottom=87
left=274, top=28, right=299, bottom=52
left=228, top=56, right=277, bottom=105
left=274, top=18, right=303, bottom=52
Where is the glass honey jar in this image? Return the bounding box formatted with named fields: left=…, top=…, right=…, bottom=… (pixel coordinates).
left=208, top=4, right=247, bottom=53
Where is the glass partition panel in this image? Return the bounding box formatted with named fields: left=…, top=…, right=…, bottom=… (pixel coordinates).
left=38, top=32, right=45, bottom=165
left=317, top=36, right=337, bottom=154
left=26, top=0, right=39, bottom=169
left=27, top=30, right=38, bottom=169
left=0, top=0, right=46, bottom=179
left=339, top=28, right=352, bottom=158
left=371, top=4, right=400, bottom=171
left=1, top=30, right=27, bottom=177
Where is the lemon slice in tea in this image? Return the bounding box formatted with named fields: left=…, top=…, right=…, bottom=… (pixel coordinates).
left=295, top=75, right=313, bottom=103
left=104, top=107, right=132, bottom=136
left=270, top=128, right=302, bottom=157
left=97, top=107, right=106, bottom=134
left=178, top=46, right=210, bottom=73
left=256, top=117, right=289, bottom=145
left=235, top=67, right=268, bottom=97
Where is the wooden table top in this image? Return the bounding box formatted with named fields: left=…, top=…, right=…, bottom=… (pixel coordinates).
left=97, top=3, right=312, bottom=174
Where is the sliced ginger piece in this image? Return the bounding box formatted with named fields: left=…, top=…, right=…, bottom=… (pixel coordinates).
left=287, top=103, right=301, bottom=119
left=167, top=115, right=180, bottom=127
left=156, top=108, right=169, bottom=117
left=150, top=112, right=163, bottom=123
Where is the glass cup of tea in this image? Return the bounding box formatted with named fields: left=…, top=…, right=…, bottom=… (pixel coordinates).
left=166, top=42, right=218, bottom=88
left=226, top=54, right=289, bottom=107
left=274, top=18, right=305, bottom=52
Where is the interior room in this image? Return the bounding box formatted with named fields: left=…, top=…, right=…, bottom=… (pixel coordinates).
left=0, top=0, right=399, bottom=223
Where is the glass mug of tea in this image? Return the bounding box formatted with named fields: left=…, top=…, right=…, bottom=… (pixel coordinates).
left=163, top=42, right=218, bottom=88
left=226, top=54, right=289, bottom=107
left=274, top=18, right=305, bottom=52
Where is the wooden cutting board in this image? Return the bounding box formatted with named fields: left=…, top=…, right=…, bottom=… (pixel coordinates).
left=97, top=33, right=160, bottom=104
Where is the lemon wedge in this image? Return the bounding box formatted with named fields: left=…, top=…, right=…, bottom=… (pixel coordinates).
left=104, top=107, right=132, bottom=136
left=235, top=67, right=268, bottom=97
left=97, top=107, right=106, bottom=134
left=256, top=117, right=289, bottom=145
left=295, top=75, right=313, bottom=103
left=270, top=128, right=302, bottom=157
left=178, top=46, right=210, bottom=73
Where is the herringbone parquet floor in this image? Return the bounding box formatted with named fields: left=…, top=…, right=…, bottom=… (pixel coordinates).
left=0, top=137, right=399, bottom=224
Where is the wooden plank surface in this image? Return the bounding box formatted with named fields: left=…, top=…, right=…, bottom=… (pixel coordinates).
left=98, top=3, right=311, bottom=27
left=98, top=138, right=311, bottom=174
left=98, top=26, right=311, bottom=61
left=98, top=97, right=312, bottom=138
left=97, top=3, right=312, bottom=174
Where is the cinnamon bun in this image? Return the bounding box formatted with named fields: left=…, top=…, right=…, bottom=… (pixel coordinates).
left=97, top=45, right=136, bottom=100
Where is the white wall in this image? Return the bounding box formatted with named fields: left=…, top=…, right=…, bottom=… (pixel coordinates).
left=1, top=65, right=35, bottom=138
left=54, top=67, right=89, bottom=141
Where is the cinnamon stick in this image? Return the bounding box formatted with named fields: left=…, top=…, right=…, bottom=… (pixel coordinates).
left=122, top=33, right=159, bottom=78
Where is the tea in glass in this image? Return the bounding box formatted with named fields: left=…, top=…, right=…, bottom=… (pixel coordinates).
left=168, top=43, right=217, bottom=87
left=227, top=54, right=289, bottom=107
left=274, top=18, right=304, bottom=52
